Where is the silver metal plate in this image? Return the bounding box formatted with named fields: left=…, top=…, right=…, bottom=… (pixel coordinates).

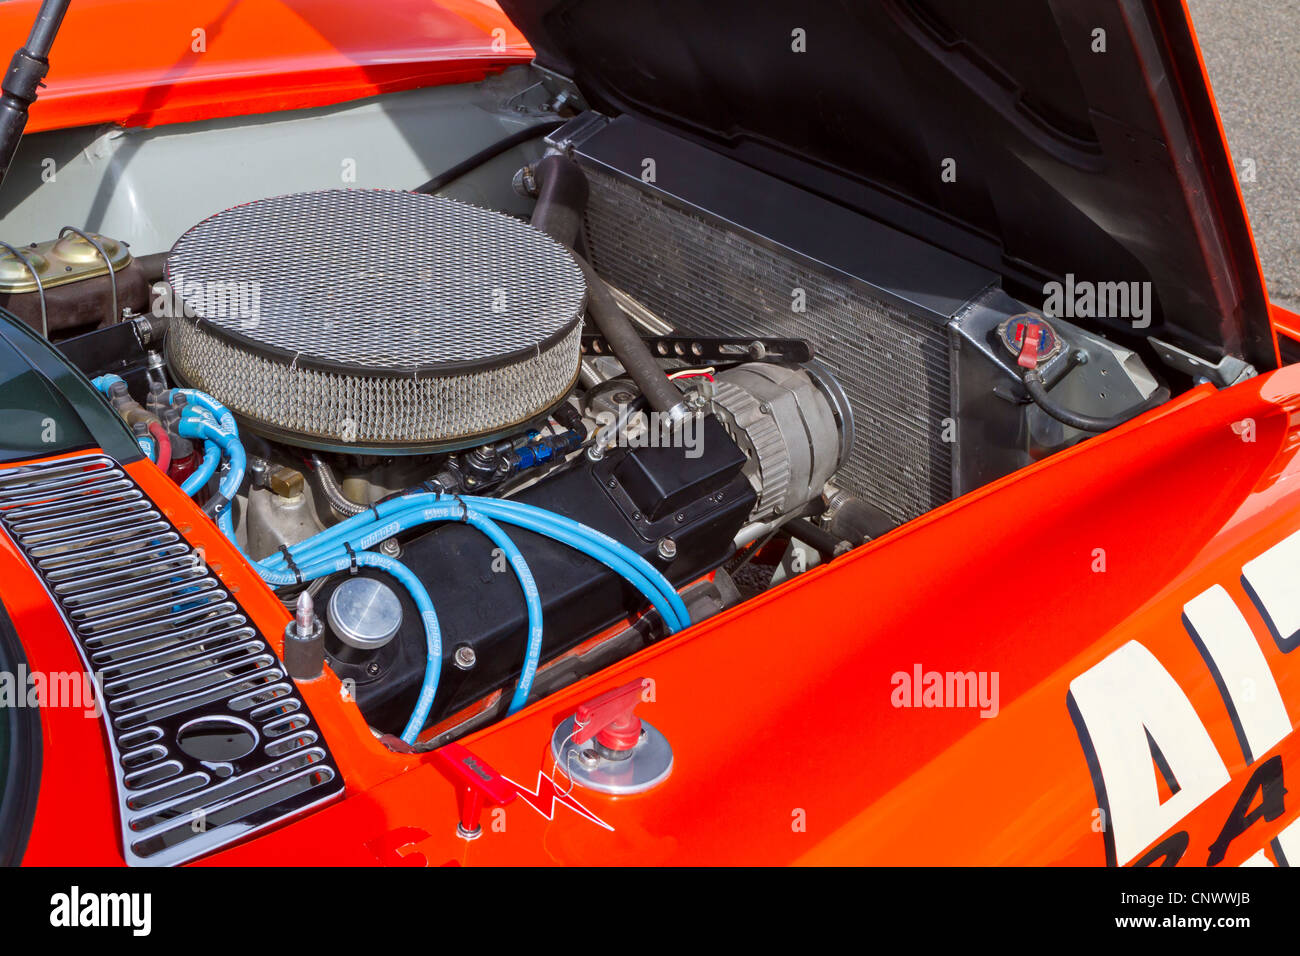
left=551, top=715, right=673, bottom=795
left=0, top=455, right=343, bottom=866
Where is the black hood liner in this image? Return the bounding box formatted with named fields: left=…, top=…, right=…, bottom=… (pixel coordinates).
left=501, top=0, right=1278, bottom=370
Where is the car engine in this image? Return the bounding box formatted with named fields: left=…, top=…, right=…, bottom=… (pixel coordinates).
left=8, top=108, right=1169, bottom=748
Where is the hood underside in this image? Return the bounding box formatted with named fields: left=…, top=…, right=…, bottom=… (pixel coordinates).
left=500, top=0, right=1278, bottom=371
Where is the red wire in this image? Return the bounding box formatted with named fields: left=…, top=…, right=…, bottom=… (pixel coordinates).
left=147, top=421, right=172, bottom=475
left=669, top=370, right=715, bottom=381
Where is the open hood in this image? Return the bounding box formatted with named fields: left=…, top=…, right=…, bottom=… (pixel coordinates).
left=499, top=0, right=1279, bottom=371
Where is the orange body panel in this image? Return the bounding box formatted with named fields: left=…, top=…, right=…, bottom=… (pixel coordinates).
left=196, top=366, right=1300, bottom=864
left=1272, top=304, right=1300, bottom=356
left=0, top=0, right=532, bottom=133
left=5, top=0, right=1300, bottom=869
left=14, top=362, right=1300, bottom=866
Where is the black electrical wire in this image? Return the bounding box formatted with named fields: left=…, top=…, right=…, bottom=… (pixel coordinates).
left=411, top=120, right=565, bottom=195
left=1021, top=369, right=1171, bottom=434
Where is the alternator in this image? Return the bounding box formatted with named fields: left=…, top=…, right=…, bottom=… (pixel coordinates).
left=710, top=362, right=852, bottom=522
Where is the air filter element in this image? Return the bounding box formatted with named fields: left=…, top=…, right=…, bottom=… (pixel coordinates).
left=165, top=189, right=586, bottom=452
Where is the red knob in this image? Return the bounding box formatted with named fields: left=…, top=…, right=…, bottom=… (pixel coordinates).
left=572, top=678, right=648, bottom=752
left=431, top=742, right=516, bottom=838
left=1016, top=323, right=1043, bottom=370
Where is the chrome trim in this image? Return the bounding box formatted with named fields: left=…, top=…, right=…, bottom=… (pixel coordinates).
left=0, top=454, right=343, bottom=866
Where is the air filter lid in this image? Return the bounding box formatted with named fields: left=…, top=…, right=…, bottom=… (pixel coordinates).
left=165, top=188, right=587, bottom=452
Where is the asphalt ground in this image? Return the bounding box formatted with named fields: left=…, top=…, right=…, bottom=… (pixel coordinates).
left=1187, top=0, right=1300, bottom=312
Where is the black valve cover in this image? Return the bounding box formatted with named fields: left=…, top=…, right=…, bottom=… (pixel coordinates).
left=320, top=415, right=755, bottom=734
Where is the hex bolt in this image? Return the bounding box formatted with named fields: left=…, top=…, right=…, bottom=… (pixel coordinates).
left=454, top=645, right=477, bottom=670
left=657, top=537, right=678, bottom=560
left=379, top=538, right=401, bottom=558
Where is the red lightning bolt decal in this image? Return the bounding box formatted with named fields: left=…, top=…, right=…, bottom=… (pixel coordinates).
left=501, top=772, right=615, bottom=832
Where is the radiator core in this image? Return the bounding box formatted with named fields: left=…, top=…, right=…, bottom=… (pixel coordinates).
left=580, top=164, right=958, bottom=525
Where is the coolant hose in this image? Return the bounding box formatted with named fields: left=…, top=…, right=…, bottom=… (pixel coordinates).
left=530, top=154, right=588, bottom=248
left=1022, top=370, right=1171, bottom=434
left=529, top=155, right=689, bottom=420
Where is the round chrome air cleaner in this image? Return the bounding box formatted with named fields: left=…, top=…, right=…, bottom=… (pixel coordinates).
left=164, top=189, right=587, bottom=452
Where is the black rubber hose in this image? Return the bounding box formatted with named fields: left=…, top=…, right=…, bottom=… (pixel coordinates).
left=786, top=519, right=849, bottom=560
left=530, top=155, right=688, bottom=418
left=530, top=153, right=588, bottom=247
left=412, top=120, right=564, bottom=195
left=1022, top=370, right=1170, bottom=433
left=552, top=400, right=588, bottom=440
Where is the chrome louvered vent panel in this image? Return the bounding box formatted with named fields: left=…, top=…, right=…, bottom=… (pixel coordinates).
left=581, top=172, right=954, bottom=525
left=0, top=455, right=342, bottom=866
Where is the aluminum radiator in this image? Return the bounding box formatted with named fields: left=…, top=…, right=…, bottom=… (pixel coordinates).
left=565, top=114, right=999, bottom=525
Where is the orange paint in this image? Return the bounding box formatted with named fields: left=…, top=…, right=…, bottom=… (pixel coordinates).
left=0, top=0, right=531, bottom=133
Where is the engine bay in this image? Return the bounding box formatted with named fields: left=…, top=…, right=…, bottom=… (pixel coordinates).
left=2, top=99, right=1187, bottom=750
